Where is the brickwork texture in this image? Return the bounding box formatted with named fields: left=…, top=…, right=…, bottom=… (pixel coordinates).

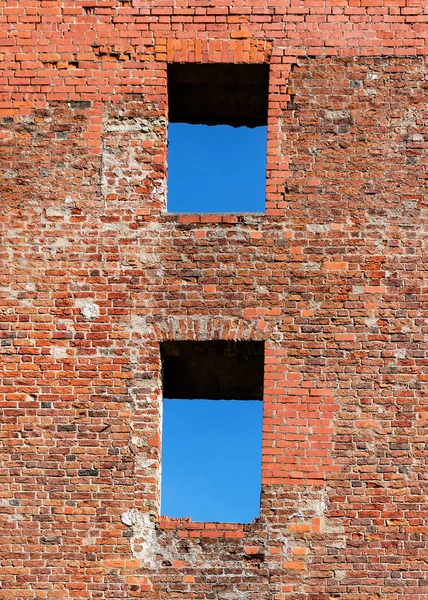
left=1, top=1, right=428, bottom=599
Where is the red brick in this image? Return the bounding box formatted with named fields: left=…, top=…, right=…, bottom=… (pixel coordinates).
left=1, top=6, right=426, bottom=600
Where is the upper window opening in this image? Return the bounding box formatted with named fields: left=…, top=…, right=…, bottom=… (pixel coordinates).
left=167, top=63, right=269, bottom=214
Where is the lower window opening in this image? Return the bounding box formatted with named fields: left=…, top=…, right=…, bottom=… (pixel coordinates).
left=160, top=341, right=264, bottom=523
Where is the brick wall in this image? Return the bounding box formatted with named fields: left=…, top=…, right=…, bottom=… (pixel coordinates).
left=1, top=1, right=427, bottom=599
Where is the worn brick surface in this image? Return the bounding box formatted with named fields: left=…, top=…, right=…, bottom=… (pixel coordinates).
left=1, top=2, right=428, bottom=599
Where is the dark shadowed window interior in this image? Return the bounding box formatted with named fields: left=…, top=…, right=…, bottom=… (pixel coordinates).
left=160, top=341, right=264, bottom=523
left=167, top=63, right=268, bottom=213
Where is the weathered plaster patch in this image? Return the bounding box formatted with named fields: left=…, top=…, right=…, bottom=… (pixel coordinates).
left=50, top=346, right=68, bottom=358
left=121, top=510, right=158, bottom=568
left=74, top=300, right=100, bottom=321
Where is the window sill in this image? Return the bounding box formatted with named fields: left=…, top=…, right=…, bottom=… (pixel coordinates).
left=158, top=515, right=256, bottom=538
left=163, top=212, right=265, bottom=224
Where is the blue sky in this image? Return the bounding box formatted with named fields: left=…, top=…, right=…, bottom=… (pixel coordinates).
left=161, top=399, right=263, bottom=523
left=160, top=123, right=266, bottom=523
left=167, top=123, right=266, bottom=213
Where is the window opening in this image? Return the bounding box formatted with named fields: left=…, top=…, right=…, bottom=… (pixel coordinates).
left=160, top=341, right=264, bottom=523
left=167, top=63, right=269, bottom=213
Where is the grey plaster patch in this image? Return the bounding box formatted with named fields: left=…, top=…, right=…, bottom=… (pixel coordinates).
left=105, top=115, right=166, bottom=138
left=81, top=304, right=99, bottom=321
left=139, top=250, right=159, bottom=266
left=306, top=223, right=330, bottom=234
left=45, top=205, right=71, bottom=220
left=121, top=510, right=139, bottom=527
left=130, top=315, right=153, bottom=336
left=6, top=513, right=24, bottom=522
left=121, top=510, right=158, bottom=567
left=75, top=300, right=100, bottom=321
left=300, top=261, right=320, bottom=271
left=324, top=109, right=351, bottom=120
left=50, top=346, right=68, bottom=358
left=365, top=314, right=378, bottom=328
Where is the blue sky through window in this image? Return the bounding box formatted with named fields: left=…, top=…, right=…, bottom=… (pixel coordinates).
left=161, top=399, right=263, bottom=523
left=167, top=123, right=266, bottom=213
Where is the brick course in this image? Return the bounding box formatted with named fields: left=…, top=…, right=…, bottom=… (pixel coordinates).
left=1, top=1, right=427, bottom=599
